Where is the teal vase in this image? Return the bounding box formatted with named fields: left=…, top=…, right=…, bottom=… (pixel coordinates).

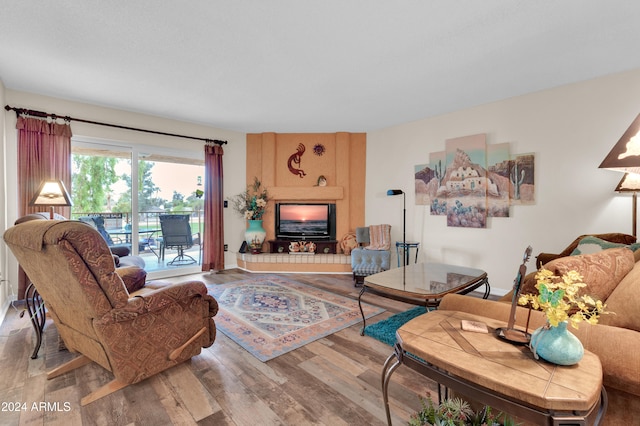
left=529, top=321, right=584, bottom=366
left=245, top=220, right=266, bottom=253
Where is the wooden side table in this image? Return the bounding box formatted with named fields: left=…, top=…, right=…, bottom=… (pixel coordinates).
left=382, top=310, right=606, bottom=426
left=395, top=241, right=419, bottom=267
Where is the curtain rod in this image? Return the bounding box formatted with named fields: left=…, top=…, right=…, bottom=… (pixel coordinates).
left=4, top=104, right=228, bottom=145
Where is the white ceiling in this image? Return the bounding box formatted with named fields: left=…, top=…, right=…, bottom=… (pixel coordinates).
left=1, top=1, right=639, bottom=133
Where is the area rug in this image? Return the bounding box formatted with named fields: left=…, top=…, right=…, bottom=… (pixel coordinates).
left=364, top=306, right=428, bottom=346
left=206, top=276, right=384, bottom=362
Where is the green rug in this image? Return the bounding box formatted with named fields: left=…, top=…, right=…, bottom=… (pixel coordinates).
left=364, top=306, right=428, bottom=346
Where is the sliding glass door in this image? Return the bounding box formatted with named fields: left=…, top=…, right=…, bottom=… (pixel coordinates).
left=71, top=139, right=204, bottom=278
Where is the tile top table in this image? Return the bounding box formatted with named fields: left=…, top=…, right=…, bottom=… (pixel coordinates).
left=358, top=262, right=489, bottom=334
left=382, top=310, right=606, bottom=425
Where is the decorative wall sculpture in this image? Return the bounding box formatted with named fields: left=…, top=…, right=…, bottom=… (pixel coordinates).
left=287, top=143, right=307, bottom=178
left=414, top=134, right=535, bottom=228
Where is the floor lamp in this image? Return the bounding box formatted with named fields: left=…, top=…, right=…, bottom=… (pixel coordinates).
left=387, top=189, right=406, bottom=284
left=599, top=113, right=640, bottom=238
left=29, top=179, right=73, bottom=219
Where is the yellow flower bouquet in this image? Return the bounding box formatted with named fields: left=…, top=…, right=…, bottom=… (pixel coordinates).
left=518, top=268, right=610, bottom=329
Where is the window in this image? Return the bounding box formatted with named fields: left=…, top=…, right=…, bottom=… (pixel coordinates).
left=71, top=138, right=204, bottom=279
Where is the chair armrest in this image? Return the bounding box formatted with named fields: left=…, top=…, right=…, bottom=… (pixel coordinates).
left=100, top=281, right=218, bottom=322
left=93, top=281, right=218, bottom=384
left=115, top=266, right=147, bottom=293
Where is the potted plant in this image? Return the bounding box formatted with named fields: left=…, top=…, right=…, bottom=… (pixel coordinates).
left=231, top=177, right=269, bottom=253
left=408, top=395, right=518, bottom=426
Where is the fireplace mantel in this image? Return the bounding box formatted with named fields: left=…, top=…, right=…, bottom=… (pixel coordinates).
left=269, top=186, right=344, bottom=201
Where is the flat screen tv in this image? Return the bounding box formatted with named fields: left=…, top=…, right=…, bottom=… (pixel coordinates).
left=275, top=203, right=336, bottom=240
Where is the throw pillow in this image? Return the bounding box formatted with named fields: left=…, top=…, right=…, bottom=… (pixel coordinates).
left=599, top=263, right=640, bottom=332
left=340, top=232, right=358, bottom=255
left=543, top=247, right=635, bottom=303
left=519, top=247, right=635, bottom=306
left=570, top=235, right=640, bottom=256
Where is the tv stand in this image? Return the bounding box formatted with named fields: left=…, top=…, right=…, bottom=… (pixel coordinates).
left=269, top=239, right=338, bottom=254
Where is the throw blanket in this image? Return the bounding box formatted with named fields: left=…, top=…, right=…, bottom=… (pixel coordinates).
left=366, top=224, right=391, bottom=250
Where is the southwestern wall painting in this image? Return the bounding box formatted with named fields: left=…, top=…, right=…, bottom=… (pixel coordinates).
left=414, top=133, right=535, bottom=228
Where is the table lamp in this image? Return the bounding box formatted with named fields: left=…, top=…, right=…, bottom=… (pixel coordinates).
left=599, top=113, right=640, bottom=174
left=599, top=113, right=640, bottom=237
left=29, top=179, right=73, bottom=219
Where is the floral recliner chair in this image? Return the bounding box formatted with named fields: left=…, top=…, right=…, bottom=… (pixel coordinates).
left=3, top=219, right=218, bottom=405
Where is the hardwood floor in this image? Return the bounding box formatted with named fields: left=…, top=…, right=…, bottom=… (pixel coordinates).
left=0, top=269, right=437, bottom=426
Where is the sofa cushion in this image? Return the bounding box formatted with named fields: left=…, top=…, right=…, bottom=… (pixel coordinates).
left=599, top=262, right=640, bottom=332
left=570, top=235, right=640, bottom=256
left=115, top=266, right=147, bottom=293
left=520, top=247, right=635, bottom=305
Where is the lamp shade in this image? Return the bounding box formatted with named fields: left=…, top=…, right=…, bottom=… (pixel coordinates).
left=29, top=179, right=73, bottom=207
left=615, top=173, right=640, bottom=192
left=599, top=113, right=640, bottom=174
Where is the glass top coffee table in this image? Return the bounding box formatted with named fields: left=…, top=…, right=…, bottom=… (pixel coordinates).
left=358, top=262, right=489, bottom=334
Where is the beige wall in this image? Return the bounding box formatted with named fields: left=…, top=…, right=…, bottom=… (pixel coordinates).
left=3, top=68, right=640, bottom=298
left=367, top=68, right=640, bottom=293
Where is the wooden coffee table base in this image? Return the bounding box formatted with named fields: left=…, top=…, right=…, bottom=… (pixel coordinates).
left=382, top=311, right=607, bottom=426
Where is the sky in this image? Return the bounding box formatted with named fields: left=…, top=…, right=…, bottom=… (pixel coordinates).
left=114, top=160, right=204, bottom=201
left=280, top=204, right=327, bottom=221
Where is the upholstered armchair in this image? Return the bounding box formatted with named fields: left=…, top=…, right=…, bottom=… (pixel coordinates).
left=16, top=213, right=146, bottom=293
left=3, top=220, right=218, bottom=405
left=351, top=224, right=391, bottom=286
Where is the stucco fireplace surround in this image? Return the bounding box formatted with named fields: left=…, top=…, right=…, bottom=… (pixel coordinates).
left=239, top=132, right=366, bottom=272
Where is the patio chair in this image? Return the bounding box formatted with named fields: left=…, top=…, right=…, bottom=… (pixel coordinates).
left=159, top=214, right=199, bottom=266
left=3, top=220, right=218, bottom=405
left=78, top=215, right=131, bottom=257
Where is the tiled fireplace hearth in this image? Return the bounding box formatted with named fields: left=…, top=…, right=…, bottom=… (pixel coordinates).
left=236, top=252, right=352, bottom=273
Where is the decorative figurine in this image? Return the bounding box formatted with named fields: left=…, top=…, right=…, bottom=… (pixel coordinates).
left=495, top=245, right=533, bottom=344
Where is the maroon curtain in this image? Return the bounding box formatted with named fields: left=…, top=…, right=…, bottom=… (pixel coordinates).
left=202, top=143, right=225, bottom=271
left=16, top=116, right=72, bottom=298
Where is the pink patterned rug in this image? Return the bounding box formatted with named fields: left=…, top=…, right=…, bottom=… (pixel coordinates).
left=206, top=275, right=384, bottom=362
